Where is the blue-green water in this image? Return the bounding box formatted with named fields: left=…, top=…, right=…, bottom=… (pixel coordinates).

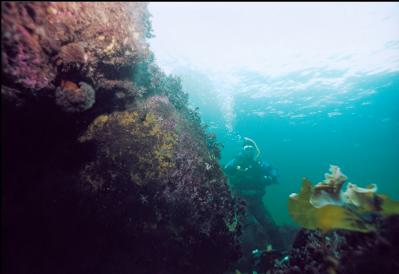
left=177, top=69, right=399, bottom=225
left=148, top=2, right=399, bottom=226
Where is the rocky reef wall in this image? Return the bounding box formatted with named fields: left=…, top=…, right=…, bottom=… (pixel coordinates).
left=271, top=216, right=399, bottom=274
left=1, top=3, right=241, bottom=274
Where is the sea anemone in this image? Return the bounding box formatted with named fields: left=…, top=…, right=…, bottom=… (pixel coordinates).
left=55, top=81, right=95, bottom=112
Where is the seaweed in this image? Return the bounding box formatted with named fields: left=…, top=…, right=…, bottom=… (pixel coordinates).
left=288, top=165, right=399, bottom=233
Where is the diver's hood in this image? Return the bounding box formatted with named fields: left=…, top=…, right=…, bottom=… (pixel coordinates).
left=243, top=145, right=256, bottom=159
left=243, top=145, right=255, bottom=151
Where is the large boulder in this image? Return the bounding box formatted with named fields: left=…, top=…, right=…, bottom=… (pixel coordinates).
left=1, top=3, right=241, bottom=274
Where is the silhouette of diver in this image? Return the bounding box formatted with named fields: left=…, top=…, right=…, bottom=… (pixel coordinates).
left=224, top=137, right=284, bottom=250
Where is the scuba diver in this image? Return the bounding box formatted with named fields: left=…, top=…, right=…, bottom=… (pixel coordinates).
left=224, top=137, right=284, bottom=251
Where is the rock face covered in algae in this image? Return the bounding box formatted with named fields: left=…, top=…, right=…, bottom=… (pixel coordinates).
left=272, top=216, right=399, bottom=274
left=1, top=3, right=241, bottom=274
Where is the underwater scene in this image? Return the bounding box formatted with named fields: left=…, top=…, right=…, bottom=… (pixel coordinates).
left=1, top=2, right=399, bottom=274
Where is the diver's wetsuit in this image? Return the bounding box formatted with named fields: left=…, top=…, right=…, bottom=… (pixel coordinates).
left=225, top=153, right=284, bottom=249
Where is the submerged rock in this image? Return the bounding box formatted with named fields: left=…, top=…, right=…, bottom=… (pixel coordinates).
left=272, top=216, right=399, bottom=274
left=2, top=3, right=241, bottom=274
left=1, top=2, right=150, bottom=103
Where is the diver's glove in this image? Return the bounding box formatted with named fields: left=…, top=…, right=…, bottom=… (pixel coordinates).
left=236, top=165, right=249, bottom=172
